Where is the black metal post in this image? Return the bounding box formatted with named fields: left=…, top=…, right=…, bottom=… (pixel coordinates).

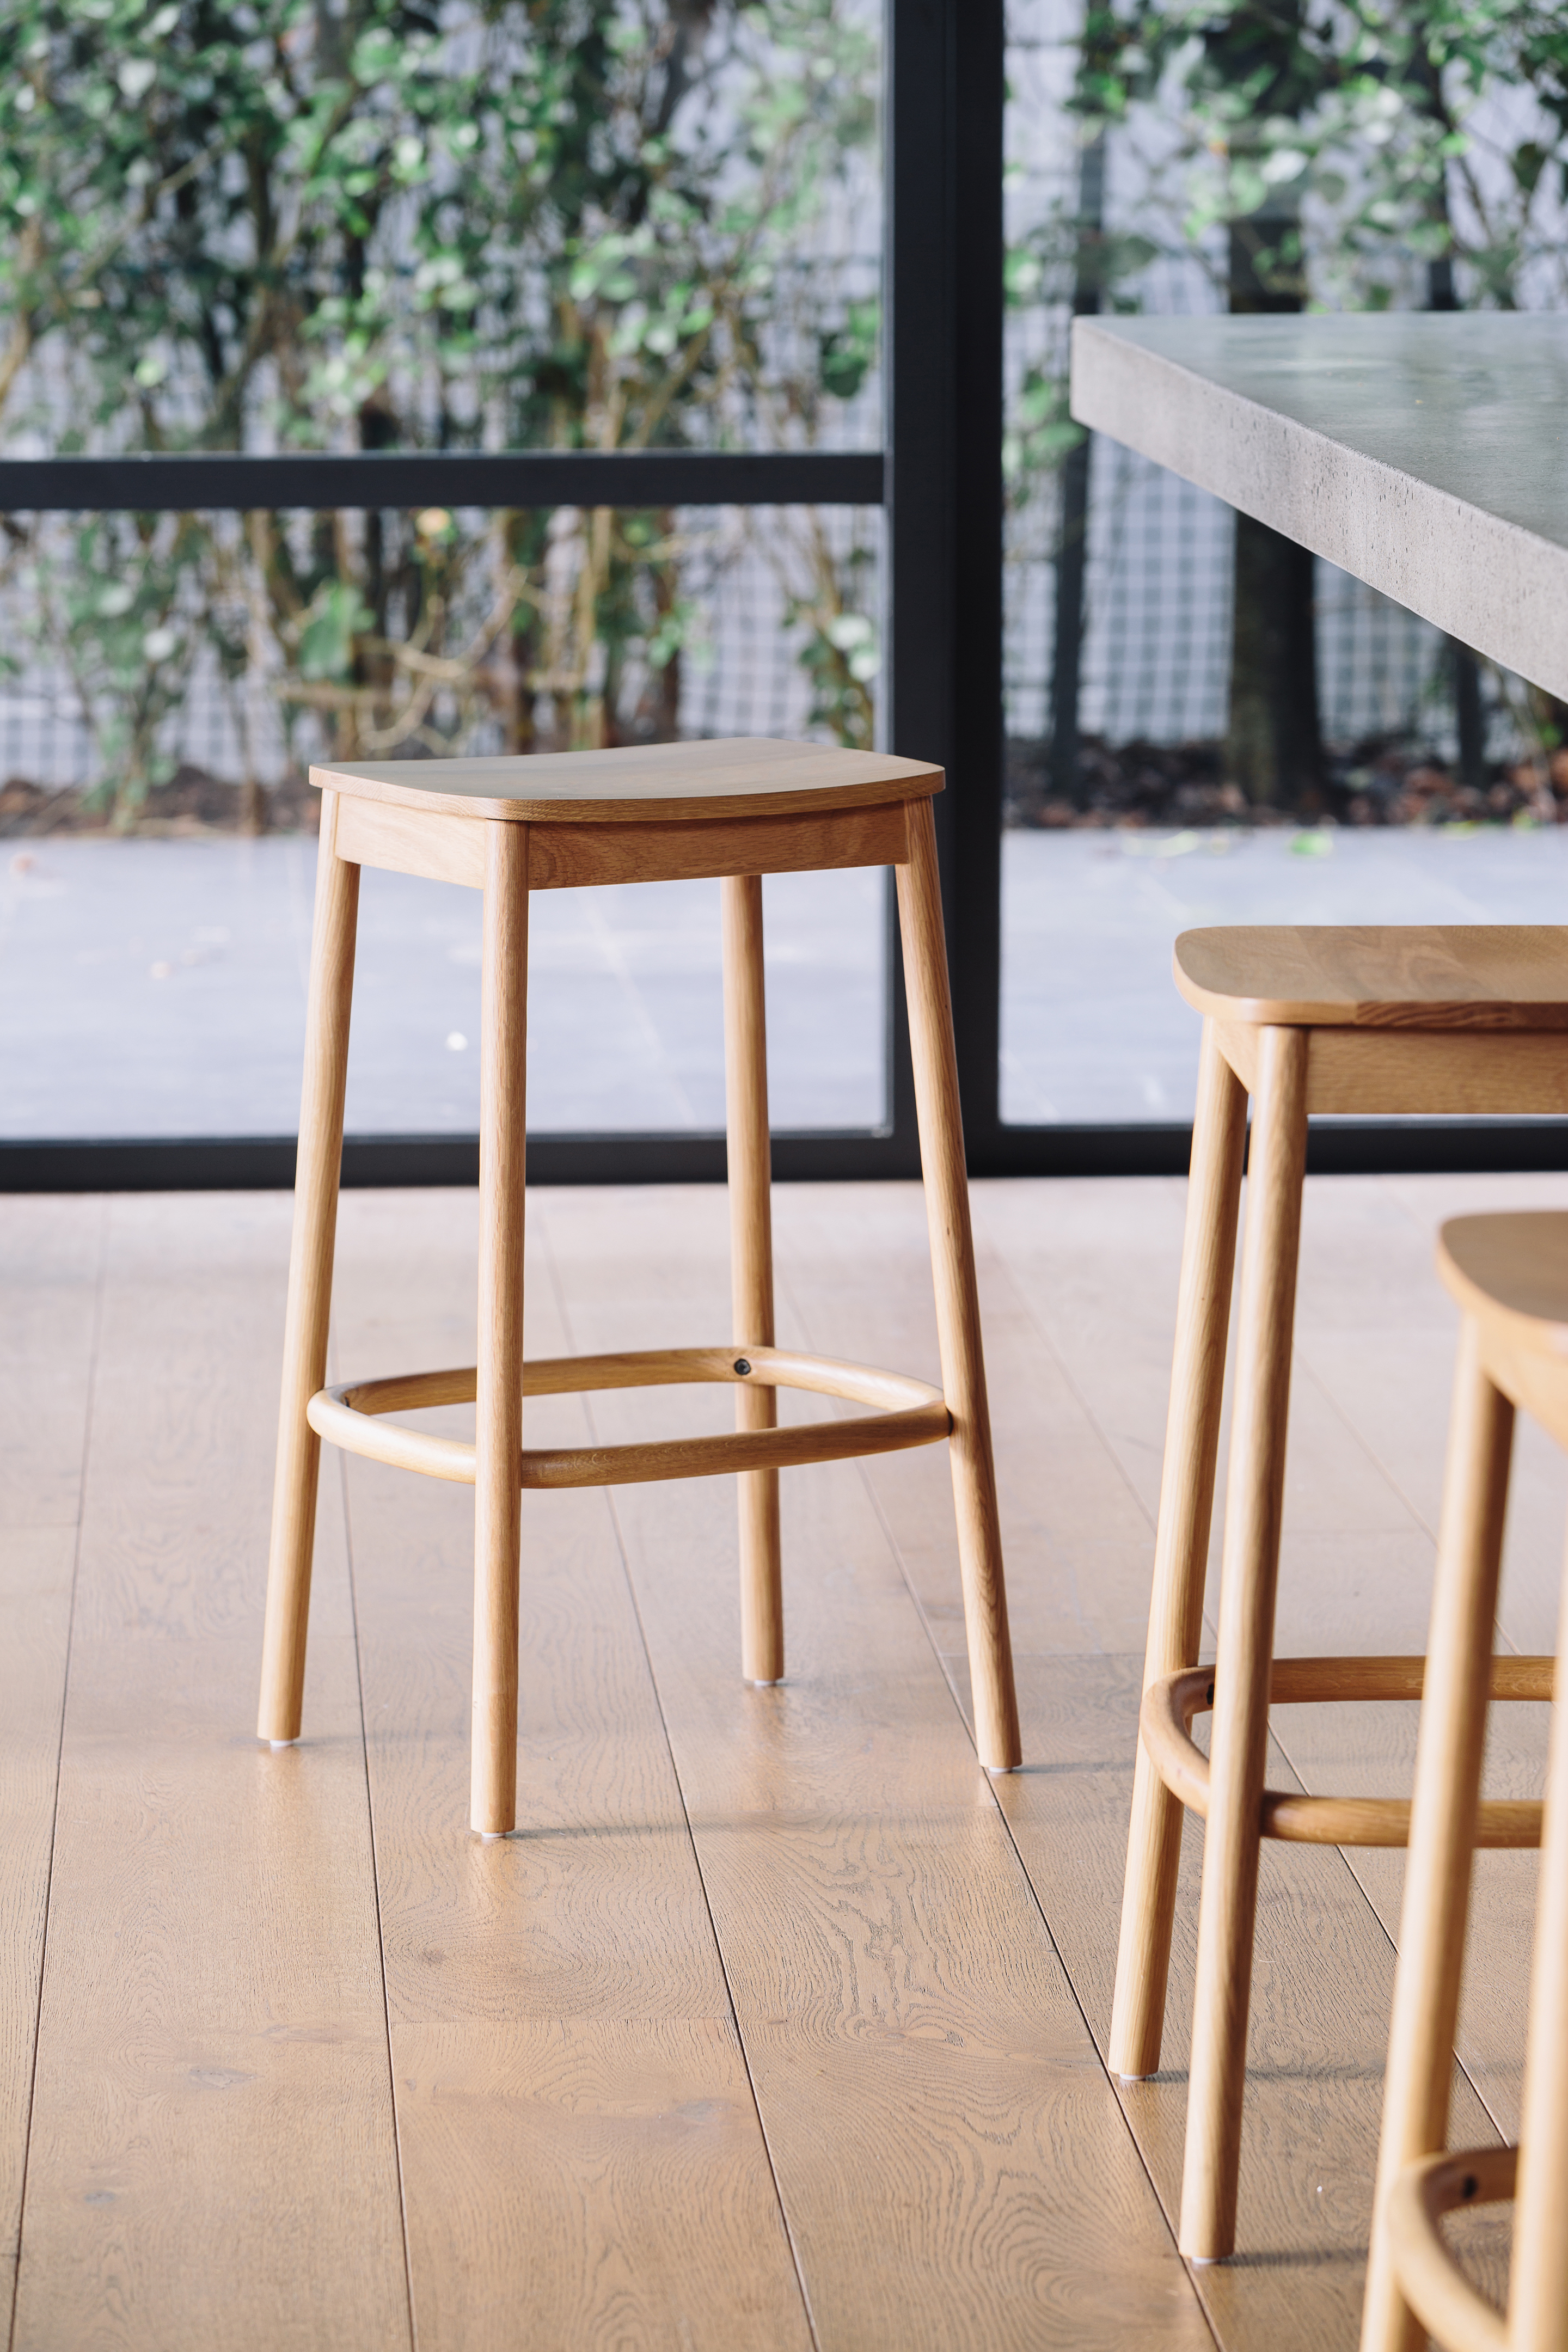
left=0, top=448, right=881, bottom=511
left=1047, top=129, right=1104, bottom=806
left=884, top=0, right=1006, bottom=1159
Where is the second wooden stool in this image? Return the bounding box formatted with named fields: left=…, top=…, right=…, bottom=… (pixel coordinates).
left=1111, top=927, right=1565, bottom=2259
left=256, top=737, right=1022, bottom=1833
left=1363, top=1213, right=1566, bottom=2352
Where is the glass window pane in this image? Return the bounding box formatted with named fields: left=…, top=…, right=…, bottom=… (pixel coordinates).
left=1001, top=3, right=1568, bottom=1129
left=1, top=2, right=884, bottom=1143
left=0, top=501, right=886, bottom=1139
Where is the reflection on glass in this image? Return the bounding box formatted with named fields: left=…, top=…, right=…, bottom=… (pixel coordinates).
left=1, top=846, right=885, bottom=1139
left=1000, top=2, right=1568, bottom=1126
left=1001, top=825, right=1568, bottom=1126
left=0, top=4, right=887, bottom=1142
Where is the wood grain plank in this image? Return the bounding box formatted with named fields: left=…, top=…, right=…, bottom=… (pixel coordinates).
left=983, top=1177, right=1535, bottom=2335
left=1176, top=926, right=1568, bottom=1029
left=526, top=802, right=907, bottom=890
left=1218, top=1021, right=1568, bottom=1116
left=327, top=1189, right=813, bottom=2352
left=780, top=1176, right=1510, bottom=2345
left=0, top=1197, right=103, bottom=2337
left=11, top=1194, right=408, bottom=2352
left=769, top=1179, right=1169, bottom=1660
left=0, top=1529, right=75, bottom=2335
left=333, top=791, right=909, bottom=894
left=1273, top=1175, right=1568, bottom=2162
left=533, top=1182, right=1211, bottom=2352
left=334, top=795, right=486, bottom=890
left=1294, top=1172, right=1568, bottom=1653
left=313, top=735, right=941, bottom=825
left=0, top=1195, right=103, bottom=1532
left=13, top=1171, right=1553, bottom=2349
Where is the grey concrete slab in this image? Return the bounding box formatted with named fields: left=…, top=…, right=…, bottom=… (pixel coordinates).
left=1001, top=824, right=1568, bottom=1125
left=1071, top=313, right=1568, bottom=700
left=0, top=839, right=884, bottom=1138
left=9, top=826, right=1568, bottom=1141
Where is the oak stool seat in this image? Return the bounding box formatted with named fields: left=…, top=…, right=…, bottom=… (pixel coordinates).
left=258, top=738, right=1021, bottom=1835
left=1364, top=1214, right=1568, bottom=2352
left=1112, top=925, right=1568, bottom=2263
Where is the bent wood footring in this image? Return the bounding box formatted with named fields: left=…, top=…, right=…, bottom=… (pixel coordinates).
left=1143, top=1656, right=1549, bottom=1848
left=309, top=1346, right=950, bottom=1491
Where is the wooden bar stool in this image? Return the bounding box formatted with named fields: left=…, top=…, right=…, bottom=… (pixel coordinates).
left=1363, top=1213, right=1567, bottom=2352
left=256, top=737, right=1021, bottom=1834
left=1110, top=928, right=1568, bottom=2260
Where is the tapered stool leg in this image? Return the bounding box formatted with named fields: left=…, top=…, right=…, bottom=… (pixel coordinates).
left=1361, top=1317, right=1513, bottom=2352
left=472, top=821, right=529, bottom=1837
left=1111, top=1018, right=1248, bottom=2079
left=259, top=791, right=360, bottom=1745
left=1180, top=1021, right=1309, bottom=2259
left=1510, top=1520, right=1568, bottom=2352
left=895, top=798, right=1021, bottom=1774
left=722, top=873, right=783, bottom=1685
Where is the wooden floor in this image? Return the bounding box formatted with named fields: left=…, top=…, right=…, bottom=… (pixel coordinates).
left=3, top=1172, right=1563, bottom=2351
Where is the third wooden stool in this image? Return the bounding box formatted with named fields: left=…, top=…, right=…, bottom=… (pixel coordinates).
left=1363, top=1212, right=1565, bottom=2352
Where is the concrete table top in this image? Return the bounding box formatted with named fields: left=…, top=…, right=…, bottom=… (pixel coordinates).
left=1070, top=313, right=1568, bottom=700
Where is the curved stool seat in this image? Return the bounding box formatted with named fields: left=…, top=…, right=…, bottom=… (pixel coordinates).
left=1363, top=1214, right=1568, bottom=2350
left=258, top=737, right=1021, bottom=1835
left=308, top=1346, right=950, bottom=1490
left=1112, top=922, right=1568, bottom=2263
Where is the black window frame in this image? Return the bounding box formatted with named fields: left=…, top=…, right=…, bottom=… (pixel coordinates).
left=4, top=0, right=1565, bottom=1193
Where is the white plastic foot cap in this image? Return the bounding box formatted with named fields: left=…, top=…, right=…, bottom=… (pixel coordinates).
left=745, top=1677, right=785, bottom=1688
left=268, top=1739, right=298, bottom=1751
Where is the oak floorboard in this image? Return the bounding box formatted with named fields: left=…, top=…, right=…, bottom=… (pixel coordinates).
left=774, top=1177, right=1509, bottom=2346
left=0, top=1196, right=103, bottom=1534
left=11, top=1195, right=408, bottom=2352
left=0, top=1197, right=103, bottom=2337
left=534, top=1184, right=1211, bottom=2352
left=9, top=1171, right=1558, bottom=2351
left=0, top=1529, right=76, bottom=2337
left=981, top=1171, right=1552, bottom=2146
left=972, top=1175, right=1535, bottom=2336
left=1274, top=1174, right=1568, bottom=2157
left=328, top=1190, right=813, bottom=2352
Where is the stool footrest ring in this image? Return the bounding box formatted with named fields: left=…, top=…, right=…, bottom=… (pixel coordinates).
left=1387, top=2145, right=1516, bottom=2352
left=307, top=1344, right=951, bottom=1491
left=1142, top=1657, right=1552, bottom=1847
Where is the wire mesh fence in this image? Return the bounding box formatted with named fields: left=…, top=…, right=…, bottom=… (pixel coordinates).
left=1002, top=0, right=1553, bottom=813
left=1, top=0, right=1557, bottom=835
left=1006, top=444, right=1457, bottom=755
left=0, top=503, right=883, bottom=826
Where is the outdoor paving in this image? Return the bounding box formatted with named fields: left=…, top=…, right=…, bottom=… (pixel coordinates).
left=1002, top=823, right=1568, bottom=1123
left=0, top=837, right=884, bottom=1137
left=5, top=824, right=1568, bottom=1138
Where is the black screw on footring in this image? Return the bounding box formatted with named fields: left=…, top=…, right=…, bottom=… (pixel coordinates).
left=733, top=1358, right=751, bottom=1375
